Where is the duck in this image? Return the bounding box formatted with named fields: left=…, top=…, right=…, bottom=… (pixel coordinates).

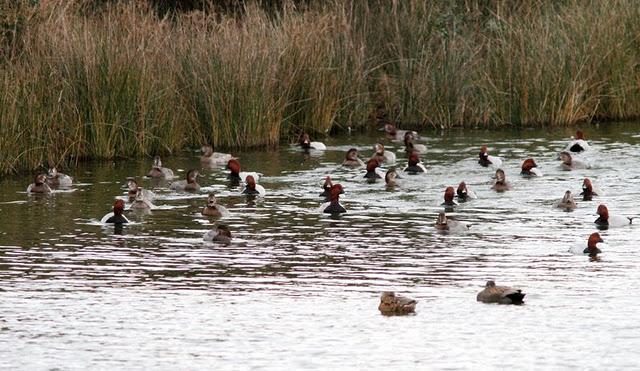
left=478, top=145, right=502, bottom=167
left=403, top=132, right=426, bottom=154
left=569, top=232, right=604, bottom=256
left=299, top=133, right=326, bottom=150
left=385, top=168, right=399, bottom=187
left=559, top=151, right=590, bottom=170
left=520, top=158, right=542, bottom=177
left=371, top=143, right=396, bottom=164
left=147, top=156, right=174, bottom=179
left=594, top=204, right=633, bottom=228
left=101, top=199, right=130, bottom=224
left=47, top=167, right=73, bottom=188
left=342, top=148, right=365, bottom=167
left=435, top=212, right=469, bottom=232
left=456, top=181, right=477, bottom=202
left=126, top=178, right=155, bottom=202
left=364, top=158, right=384, bottom=179
left=226, top=159, right=261, bottom=183
left=580, top=178, right=600, bottom=201
left=203, top=224, right=232, bottom=244
left=554, top=190, right=577, bottom=211
left=491, top=169, right=512, bottom=191
left=380, top=122, right=418, bottom=142
left=26, top=174, right=52, bottom=194
left=442, top=186, right=457, bottom=208
left=170, top=169, right=200, bottom=192
left=565, top=130, right=589, bottom=153
left=378, top=292, right=417, bottom=315
left=403, top=151, right=427, bottom=174
left=242, top=175, right=266, bottom=196
left=476, top=280, right=525, bottom=305
left=322, top=184, right=346, bottom=214
left=131, top=188, right=156, bottom=210
left=202, top=193, right=229, bottom=217
left=201, top=145, right=234, bottom=167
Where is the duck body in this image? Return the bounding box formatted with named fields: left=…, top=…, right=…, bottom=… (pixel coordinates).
left=102, top=199, right=130, bottom=224
left=378, top=292, right=417, bottom=315
left=569, top=232, right=603, bottom=255
left=565, top=130, right=589, bottom=153
left=478, top=146, right=502, bottom=167
left=476, top=280, right=525, bottom=305
left=47, top=168, right=73, bottom=188
left=170, top=169, right=200, bottom=192
left=201, top=145, right=234, bottom=167
left=147, top=156, right=174, bottom=179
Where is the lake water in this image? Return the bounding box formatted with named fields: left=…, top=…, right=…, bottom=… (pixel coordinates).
left=1, top=124, right=640, bottom=370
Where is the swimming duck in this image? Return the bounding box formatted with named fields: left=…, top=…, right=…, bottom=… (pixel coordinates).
left=569, top=232, right=604, bottom=255
left=371, top=143, right=396, bottom=164
left=580, top=178, right=600, bottom=201
left=442, top=186, right=457, bottom=208
left=242, top=175, right=266, bottom=196
left=594, top=204, right=633, bottom=228
left=380, top=122, right=418, bottom=142
left=403, top=132, right=426, bottom=154
left=147, top=156, right=174, bottom=179
left=520, top=158, right=542, bottom=177
left=378, top=292, right=417, bottom=315
left=226, top=159, right=261, bottom=183
left=342, top=148, right=365, bottom=168
left=554, top=190, right=577, bottom=211
left=319, top=176, right=334, bottom=200
left=364, top=158, right=384, bottom=179
left=565, top=130, right=589, bottom=153
left=385, top=168, right=399, bottom=187
left=202, top=193, right=229, bottom=217
left=476, top=280, right=525, bottom=305
left=478, top=145, right=502, bottom=167
left=27, top=174, right=52, bottom=194
left=203, top=224, right=232, bottom=244
left=201, top=145, right=234, bottom=167
left=131, top=188, right=156, bottom=210
left=322, top=184, right=346, bottom=214
left=491, top=169, right=511, bottom=191
left=559, top=151, right=590, bottom=170
left=299, top=133, right=326, bottom=150
left=101, top=199, right=130, bottom=224
left=435, top=212, right=469, bottom=232
left=47, top=167, right=73, bottom=188
left=403, top=151, right=427, bottom=174
left=456, top=181, right=477, bottom=202
left=170, top=169, right=200, bottom=192
left=127, top=178, right=155, bottom=202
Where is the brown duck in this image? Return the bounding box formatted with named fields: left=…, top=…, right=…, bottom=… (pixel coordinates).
left=378, top=292, right=417, bottom=315
left=476, top=280, right=525, bottom=305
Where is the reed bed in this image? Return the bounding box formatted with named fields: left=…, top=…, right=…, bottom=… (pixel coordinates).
left=1, top=0, right=639, bottom=174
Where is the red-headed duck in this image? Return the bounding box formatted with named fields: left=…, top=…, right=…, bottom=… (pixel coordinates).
left=47, top=167, right=73, bottom=188
left=322, top=184, right=346, bottom=214
left=342, top=148, right=365, bottom=167
left=559, top=151, right=590, bottom=170
left=385, top=168, right=399, bottom=187
left=27, top=174, right=52, bottom=194
left=226, top=159, right=261, bottom=183
left=170, top=169, right=200, bottom=192
left=478, top=145, right=502, bottom=167
left=371, top=143, right=396, bottom=164
left=131, top=188, right=155, bottom=210
left=476, top=280, right=525, bottom=305
left=364, top=158, right=384, bottom=179
left=378, top=292, right=417, bottom=315
left=435, top=212, right=469, bottom=232
left=102, top=199, right=130, bottom=224
left=566, top=130, right=589, bottom=152
left=520, top=158, right=542, bottom=177
left=242, top=175, right=266, bottom=196
left=202, top=193, right=229, bottom=217
left=595, top=204, right=633, bottom=228
left=203, top=224, right=232, bottom=244
left=554, top=190, right=577, bottom=211
left=127, top=178, right=155, bottom=202
left=403, top=151, right=427, bottom=174
left=147, top=156, right=174, bottom=179
left=201, top=144, right=233, bottom=167
left=299, top=133, right=326, bottom=150
left=569, top=232, right=604, bottom=255
left=403, top=132, right=426, bottom=154
left=491, top=169, right=511, bottom=191
left=456, top=181, right=477, bottom=202
left=442, top=186, right=457, bottom=208
left=580, top=178, right=600, bottom=201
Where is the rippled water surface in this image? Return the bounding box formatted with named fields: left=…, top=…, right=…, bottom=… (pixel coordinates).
left=2, top=124, right=640, bottom=370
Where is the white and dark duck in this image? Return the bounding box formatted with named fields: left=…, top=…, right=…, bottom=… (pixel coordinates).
left=476, top=281, right=525, bottom=305
left=322, top=183, right=346, bottom=214
left=520, top=158, right=542, bottom=177
left=456, top=181, right=477, bottom=202
left=47, top=167, right=73, bottom=188
left=27, top=173, right=52, bottom=194
left=242, top=175, right=266, bottom=196
left=491, top=169, right=512, bottom=191
left=203, top=224, right=232, bottom=244
left=378, top=292, right=417, bottom=316
left=559, top=151, right=590, bottom=170
left=147, top=156, right=174, bottom=179
left=403, top=132, right=426, bottom=154
left=299, top=133, right=326, bottom=150
left=101, top=199, right=129, bottom=224
left=594, top=204, right=633, bottom=228
left=403, top=151, right=427, bottom=174
left=342, top=148, right=365, bottom=168
left=478, top=145, right=502, bottom=167
left=569, top=232, right=604, bottom=256
left=170, top=169, right=200, bottom=192
left=566, top=130, right=589, bottom=153
left=371, top=143, right=396, bottom=164
left=202, top=193, right=229, bottom=217
left=554, top=190, right=577, bottom=211
left=580, top=178, right=600, bottom=201
left=127, top=178, right=155, bottom=202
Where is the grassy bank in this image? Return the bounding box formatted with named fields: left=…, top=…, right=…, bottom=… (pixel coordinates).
left=1, top=0, right=639, bottom=174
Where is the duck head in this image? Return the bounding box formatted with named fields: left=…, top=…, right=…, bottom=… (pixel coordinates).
left=201, top=145, right=214, bottom=157
left=380, top=291, right=396, bottom=304
left=323, top=176, right=333, bottom=192
left=186, top=169, right=199, bottom=184
left=582, top=178, right=593, bottom=193
left=206, top=193, right=218, bottom=207
left=575, top=130, right=585, bottom=140
left=485, top=280, right=496, bottom=288
left=408, top=151, right=421, bottom=167
left=521, top=158, right=537, bottom=172
left=559, top=151, right=572, bottom=165
left=127, top=178, right=139, bottom=192
left=436, top=212, right=448, bottom=226
left=226, top=159, right=241, bottom=176
left=479, top=145, right=489, bottom=160
left=382, top=123, right=397, bottom=136
left=48, top=167, right=59, bottom=177
left=403, top=131, right=416, bottom=146
left=299, top=133, right=311, bottom=149
left=345, top=148, right=359, bottom=162
left=597, top=204, right=609, bottom=221
left=385, top=168, right=397, bottom=185
left=245, top=175, right=257, bottom=191
left=113, top=199, right=126, bottom=216
left=373, top=143, right=385, bottom=155
left=586, top=232, right=604, bottom=254
left=561, top=190, right=574, bottom=204
left=444, top=186, right=455, bottom=203
left=152, top=156, right=162, bottom=169
left=330, top=183, right=344, bottom=202
left=457, top=181, right=468, bottom=197
left=34, top=173, right=47, bottom=185
left=366, top=158, right=380, bottom=172
left=495, top=169, right=506, bottom=184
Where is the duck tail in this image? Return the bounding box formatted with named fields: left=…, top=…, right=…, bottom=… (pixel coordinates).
left=628, top=217, right=635, bottom=224
left=506, top=292, right=525, bottom=305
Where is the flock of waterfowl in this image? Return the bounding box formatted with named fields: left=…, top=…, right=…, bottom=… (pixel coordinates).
left=24, top=123, right=633, bottom=315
